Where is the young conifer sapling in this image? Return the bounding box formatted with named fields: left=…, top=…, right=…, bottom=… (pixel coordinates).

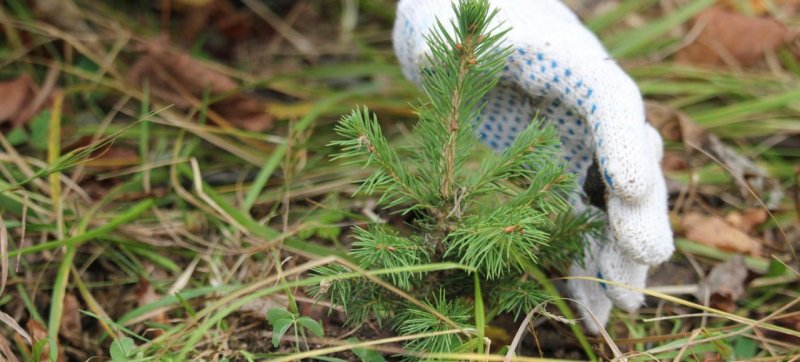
left=310, top=0, right=600, bottom=357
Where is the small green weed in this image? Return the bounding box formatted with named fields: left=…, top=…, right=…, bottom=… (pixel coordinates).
left=266, top=307, right=325, bottom=350
left=109, top=337, right=138, bottom=362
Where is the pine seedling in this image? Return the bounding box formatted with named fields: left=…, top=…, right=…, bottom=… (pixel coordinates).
left=314, top=0, right=600, bottom=358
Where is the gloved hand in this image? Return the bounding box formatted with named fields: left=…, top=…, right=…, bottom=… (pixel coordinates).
left=393, top=0, right=674, bottom=333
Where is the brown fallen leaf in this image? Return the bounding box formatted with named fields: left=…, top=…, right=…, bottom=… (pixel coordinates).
left=695, top=255, right=748, bottom=312
left=134, top=279, right=167, bottom=338
left=0, top=71, right=62, bottom=128
left=179, top=1, right=221, bottom=43
left=212, top=7, right=255, bottom=41
left=34, top=0, right=92, bottom=35
left=178, top=0, right=254, bottom=43
left=174, top=0, right=215, bottom=7
left=706, top=135, right=783, bottom=208
left=61, top=136, right=140, bottom=171
left=241, top=297, right=286, bottom=316
left=721, top=0, right=800, bottom=16
left=725, top=208, right=768, bottom=234
left=646, top=101, right=706, bottom=145
left=296, top=289, right=326, bottom=322
left=214, top=93, right=273, bottom=132
left=677, top=6, right=798, bottom=67
left=84, top=146, right=140, bottom=169
left=128, top=41, right=272, bottom=132
left=682, top=212, right=763, bottom=256
left=58, top=294, right=82, bottom=342
left=661, top=151, right=688, bottom=171
left=135, top=279, right=165, bottom=315
left=0, top=75, right=36, bottom=127
left=27, top=319, right=66, bottom=362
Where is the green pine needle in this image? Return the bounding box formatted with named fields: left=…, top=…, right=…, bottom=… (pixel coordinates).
left=350, top=226, right=430, bottom=290
left=445, top=206, right=550, bottom=279
left=394, top=290, right=472, bottom=357
left=491, top=279, right=549, bottom=320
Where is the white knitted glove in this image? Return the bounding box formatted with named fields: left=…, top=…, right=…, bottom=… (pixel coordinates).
left=393, top=0, right=674, bottom=333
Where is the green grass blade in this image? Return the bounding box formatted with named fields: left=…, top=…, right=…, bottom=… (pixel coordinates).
left=525, top=263, right=597, bottom=361
left=587, top=0, right=658, bottom=33
left=607, top=0, right=715, bottom=57
left=173, top=262, right=471, bottom=359
left=47, top=244, right=75, bottom=361
left=116, top=285, right=239, bottom=325
left=177, top=163, right=349, bottom=259
left=473, top=273, right=485, bottom=355
left=242, top=84, right=379, bottom=212
left=46, top=95, right=65, bottom=361
left=8, top=199, right=154, bottom=257
left=691, top=87, right=800, bottom=128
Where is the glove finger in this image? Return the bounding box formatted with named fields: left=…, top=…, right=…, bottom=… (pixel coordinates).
left=585, top=90, right=657, bottom=204
left=597, top=242, right=648, bottom=313
left=567, top=236, right=612, bottom=335
left=607, top=125, right=674, bottom=265
left=501, top=52, right=673, bottom=266
left=503, top=49, right=656, bottom=202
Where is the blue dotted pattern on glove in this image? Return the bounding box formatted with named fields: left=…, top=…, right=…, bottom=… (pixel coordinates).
left=476, top=48, right=614, bottom=188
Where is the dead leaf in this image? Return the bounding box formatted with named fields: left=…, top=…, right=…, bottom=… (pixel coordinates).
left=648, top=261, right=698, bottom=288
left=135, top=279, right=166, bottom=322
left=212, top=8, right=255, bottom=40
left=721, top=0, right=800, bottom=16
left=241, top=297, right=286, bottom=316
left=682, top=212, right=763, bottom=256
left=128, top=41, right=272, bottom=131
left=646, top=101, right=706, bottom=145
left=128, top=43, right=234, bottom=108
left=696, top=256, right=748, bottom=312
left=34, top=0, right=92, bottom=34
left=215, top=93, right=273, bottom=132
left=0, top=76, right=35, bottom=127
left=27, top=319, right=66, bottom=362
left=134, top=279, right=167, bottom=338
left=677, top=6, right=798, bottom=67
left=0, top=71, right=62, bottom=128
left=179, top=3, right=216, bottom=42
left=178, top=1, right=254, bottom=45
left=662, top=151, right=688, bottom=171
left=58, top=294, right=82, bottom=340
left=84, top=147, right=140, bottom=169
left=61, top=136, right=140, bottom=170
left=706, top=135, right=783, bottom=209
left=174, top=0, right=215, bottom=7
left=296, top=289, right=326, bottom=322
left=725, top=209, right=768, bottom=234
